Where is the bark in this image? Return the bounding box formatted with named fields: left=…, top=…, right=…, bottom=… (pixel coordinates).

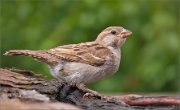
left=0, top=68, right=179, bottom=110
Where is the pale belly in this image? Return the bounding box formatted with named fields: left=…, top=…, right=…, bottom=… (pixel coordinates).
left=63, top=62, right=119, bottom=84
left=49, top=48, right=121, bottom=85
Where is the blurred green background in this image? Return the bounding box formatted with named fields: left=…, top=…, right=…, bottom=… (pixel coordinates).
left=1, top=0, right=179, bottom=94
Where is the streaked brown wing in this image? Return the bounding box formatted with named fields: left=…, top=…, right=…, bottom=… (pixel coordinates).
left=48, top=42, right=111, bottom=66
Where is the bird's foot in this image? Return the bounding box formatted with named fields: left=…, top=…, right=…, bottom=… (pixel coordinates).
left=83, top=91, right=103, bottom=99
left=76, top=84, right=103, bottom=99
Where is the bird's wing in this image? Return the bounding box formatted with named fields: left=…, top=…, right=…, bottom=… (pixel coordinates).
left=48, top=42, right=112, bottom=66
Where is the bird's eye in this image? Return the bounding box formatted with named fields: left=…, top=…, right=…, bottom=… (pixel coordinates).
left=111, top=30, right=117, bottom=35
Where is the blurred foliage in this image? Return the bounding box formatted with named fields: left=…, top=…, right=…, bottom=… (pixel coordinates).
left=1, top=0, right=179, bottom=93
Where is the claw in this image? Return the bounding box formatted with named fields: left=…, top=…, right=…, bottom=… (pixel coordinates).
left=83, top=92, right=102, bottom=99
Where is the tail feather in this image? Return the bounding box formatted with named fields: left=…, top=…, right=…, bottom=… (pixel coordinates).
left=4, top=50, right=58, bottom=65
left=4, top=50, right=37, bottom=56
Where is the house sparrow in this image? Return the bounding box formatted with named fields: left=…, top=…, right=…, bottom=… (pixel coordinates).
left=4, top=26, right=132, bottom=95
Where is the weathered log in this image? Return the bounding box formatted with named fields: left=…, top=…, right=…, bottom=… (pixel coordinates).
left=0, top=68, right=179, bottom=110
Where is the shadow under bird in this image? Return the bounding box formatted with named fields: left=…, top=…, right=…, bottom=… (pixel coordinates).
left=4, top=26, right=132, bottom=96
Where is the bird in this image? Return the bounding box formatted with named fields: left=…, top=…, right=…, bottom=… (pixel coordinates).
left=4, top=26, right=132, bottom=96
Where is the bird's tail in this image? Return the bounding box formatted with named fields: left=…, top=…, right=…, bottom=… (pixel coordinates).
left=4, top=50, right=58, bottom=65
left=4, top=50, right=39, bottom=57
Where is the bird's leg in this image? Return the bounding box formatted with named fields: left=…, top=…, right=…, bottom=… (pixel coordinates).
left=76, top=84, right=103, bottom=99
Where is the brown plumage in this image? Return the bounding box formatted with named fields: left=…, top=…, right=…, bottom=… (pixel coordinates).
left=4, top=50, right=59, bottom=65
left=4, top=42, right=111, bottom=66
left=4, top=26, right=132, bottom=86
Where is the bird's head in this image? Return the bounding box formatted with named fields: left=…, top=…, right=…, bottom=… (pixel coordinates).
left=96, top=26, right=132, bottom=48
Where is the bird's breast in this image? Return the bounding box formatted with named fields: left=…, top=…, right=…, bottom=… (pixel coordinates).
left=107, top=47, right=121, bottom=69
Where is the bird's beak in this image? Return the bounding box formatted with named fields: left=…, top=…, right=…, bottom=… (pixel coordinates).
left=121, top=29, right=132, bottom=38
